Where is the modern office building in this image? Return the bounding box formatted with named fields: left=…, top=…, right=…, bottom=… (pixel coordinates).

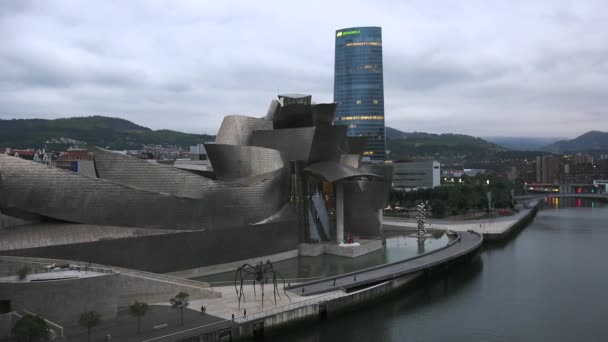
left=392, top=160, right=440, bottom=190
left=333, top=26, right=386, bottom=162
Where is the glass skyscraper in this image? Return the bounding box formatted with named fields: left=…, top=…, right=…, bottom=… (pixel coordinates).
left=333, top=26, right=386, bottom=162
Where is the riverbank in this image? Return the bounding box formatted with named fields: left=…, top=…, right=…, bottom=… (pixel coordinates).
left=383, top=200, right=541, bottom=241
left=146, top=231, right=483, bottom=341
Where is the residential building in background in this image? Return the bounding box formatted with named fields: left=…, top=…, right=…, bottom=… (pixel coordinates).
left=333, top=26, right=386, bottom=162
left=392, top=160, right=440, bottom=190
left=536, top=155, right=560, bottom=184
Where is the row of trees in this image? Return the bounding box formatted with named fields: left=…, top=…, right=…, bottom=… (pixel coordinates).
left=390, top=176, right=516, bottom=218
left=12, top=292, right=190, bottom=342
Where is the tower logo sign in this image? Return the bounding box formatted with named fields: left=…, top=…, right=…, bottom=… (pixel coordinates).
left=336, top=30, right=361, bottom=37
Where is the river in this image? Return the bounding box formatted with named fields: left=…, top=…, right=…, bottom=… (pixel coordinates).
left=266, top=198, right=608, bottom=341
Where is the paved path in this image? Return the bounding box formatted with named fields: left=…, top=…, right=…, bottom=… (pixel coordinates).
left=384, top=202, right=538, bottom=236
left=287, top=231, right=483, bottom=296
left=65, top=305, right=233, bottom=342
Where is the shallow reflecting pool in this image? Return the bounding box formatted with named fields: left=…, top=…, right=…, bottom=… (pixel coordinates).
left=195, top=230, right=451, bottom=284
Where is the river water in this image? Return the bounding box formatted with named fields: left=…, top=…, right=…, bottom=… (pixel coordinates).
left=266, top=198, right=608, bottom=341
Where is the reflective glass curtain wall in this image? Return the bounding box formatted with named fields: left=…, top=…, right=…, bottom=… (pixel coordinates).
left=333, top=26, right=386, bottom=161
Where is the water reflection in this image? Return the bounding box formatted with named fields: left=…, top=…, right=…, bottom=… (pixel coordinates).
left=197, top=231, right=450, bottom=284
left=266, top=199, right=608, bottom=341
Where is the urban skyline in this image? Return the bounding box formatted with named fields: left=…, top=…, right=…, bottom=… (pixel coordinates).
left=0, top=1, right=607, bottom=138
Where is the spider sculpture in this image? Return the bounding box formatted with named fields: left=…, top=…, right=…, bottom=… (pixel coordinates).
left=234, top=260, right=291, bottom=310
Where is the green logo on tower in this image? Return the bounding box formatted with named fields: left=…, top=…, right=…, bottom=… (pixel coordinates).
left=336, top=30, right=361, bottom=37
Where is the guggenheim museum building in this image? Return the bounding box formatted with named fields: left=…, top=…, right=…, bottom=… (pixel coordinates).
left=0, top=94, right=392, bottom=274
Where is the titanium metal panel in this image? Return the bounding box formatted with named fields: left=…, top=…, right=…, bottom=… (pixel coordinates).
left=359, top=163, right=393, bottom=202
left=215, top=115, right=273, bottom=146
left=309, top=125, right=348, bottom=162
left=272, top=104, right=313, bottom=129
left=265, top=100, right=281, bottom=121
left=339, top=154, right=361, bottom=169
left=343, top=179, right=388, bottom=237
left=250, top=127, right=316, bottom=162
left=304, top=161, right=378, bottom=183
left=204, top=144, right=283, bottom=181
left=311, top=103, right=337, bottom=126
left=0, top=154, right=289, bottom=230
left=93, top=148, right=221, bottom=198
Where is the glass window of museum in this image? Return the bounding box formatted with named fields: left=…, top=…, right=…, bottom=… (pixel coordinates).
left=334, top=27, right=386, bottom=161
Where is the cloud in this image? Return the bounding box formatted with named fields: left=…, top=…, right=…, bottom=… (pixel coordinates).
left=0, top=0, right=607, bottom=138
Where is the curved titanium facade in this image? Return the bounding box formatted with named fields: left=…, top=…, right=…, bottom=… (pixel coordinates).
left=0, top=93, right=393, bottom=272
left=250, top=127, right=316, bottom=162
left=334, top=26, right=386, bottom=161
left=205, top=144, right=283, bottom=181
left=215, top=115, right=272, bottom=146
left=94, top=148, right=221, bottom=198
left=0, top=154, right=288, bottom=229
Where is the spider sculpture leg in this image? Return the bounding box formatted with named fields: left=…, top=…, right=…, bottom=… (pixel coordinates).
left=234, top=264, right=257, bottom=310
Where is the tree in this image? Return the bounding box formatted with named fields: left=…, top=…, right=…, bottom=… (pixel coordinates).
left=128, top=301, right=149, bottom=334
left=79, top=311, right=101, bottom=342
left=430, top=200, right=447, bottom=218
left=17, top=265, right=31, bottom=280
left=170, top=292, right=189, bottom=326
left=12, top=314, right=49, bottom=342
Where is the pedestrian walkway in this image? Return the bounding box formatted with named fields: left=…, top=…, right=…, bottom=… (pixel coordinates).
left=287, top=231, right=482, bottom=296
left=384, top=201, right=539, bottom=237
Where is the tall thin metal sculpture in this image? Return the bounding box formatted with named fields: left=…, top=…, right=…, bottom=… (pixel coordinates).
left=416, top=201, right=428, bottom=236
left=234, top=260, right=291, bottom=310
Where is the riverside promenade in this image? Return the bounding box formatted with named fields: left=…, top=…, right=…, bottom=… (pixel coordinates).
left=384, top=200, right=540, bottom=241
left=287, top=231, right=482, bottom=296
left=146, top=230, right=483, bottom=341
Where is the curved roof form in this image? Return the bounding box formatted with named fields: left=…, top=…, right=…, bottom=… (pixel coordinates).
left=340, top=154, right=361, bottom=169
left=303, top=161, right=379, bottom=183
left=205, top=144, right=283, bottom=181
left=215, top=115, right=272, bottom=146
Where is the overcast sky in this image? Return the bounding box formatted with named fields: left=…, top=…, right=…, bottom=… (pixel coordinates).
left=1, top=1, right=607, bottom=138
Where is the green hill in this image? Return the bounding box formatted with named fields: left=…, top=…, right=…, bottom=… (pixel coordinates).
left=542, top=131, right=608, bottom=153
left=0, top=116, right=214, bottom=150
left=386, top=127, right=508, bottom=159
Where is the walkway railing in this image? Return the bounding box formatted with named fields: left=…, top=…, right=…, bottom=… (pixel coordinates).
left=143, top=290, right=347, bottom=342
left=235, top=290, right=347, bottom=323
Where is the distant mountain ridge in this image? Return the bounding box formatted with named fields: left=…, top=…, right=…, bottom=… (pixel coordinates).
left=483, top=136, right=563, bottom=151
left=1, top=116, right=559, bottom=159
left=0, top=116, right=214, bottom=150
left=541, top=131, right=608, bottom=153
left=385, top=127, right=507, bottom=159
